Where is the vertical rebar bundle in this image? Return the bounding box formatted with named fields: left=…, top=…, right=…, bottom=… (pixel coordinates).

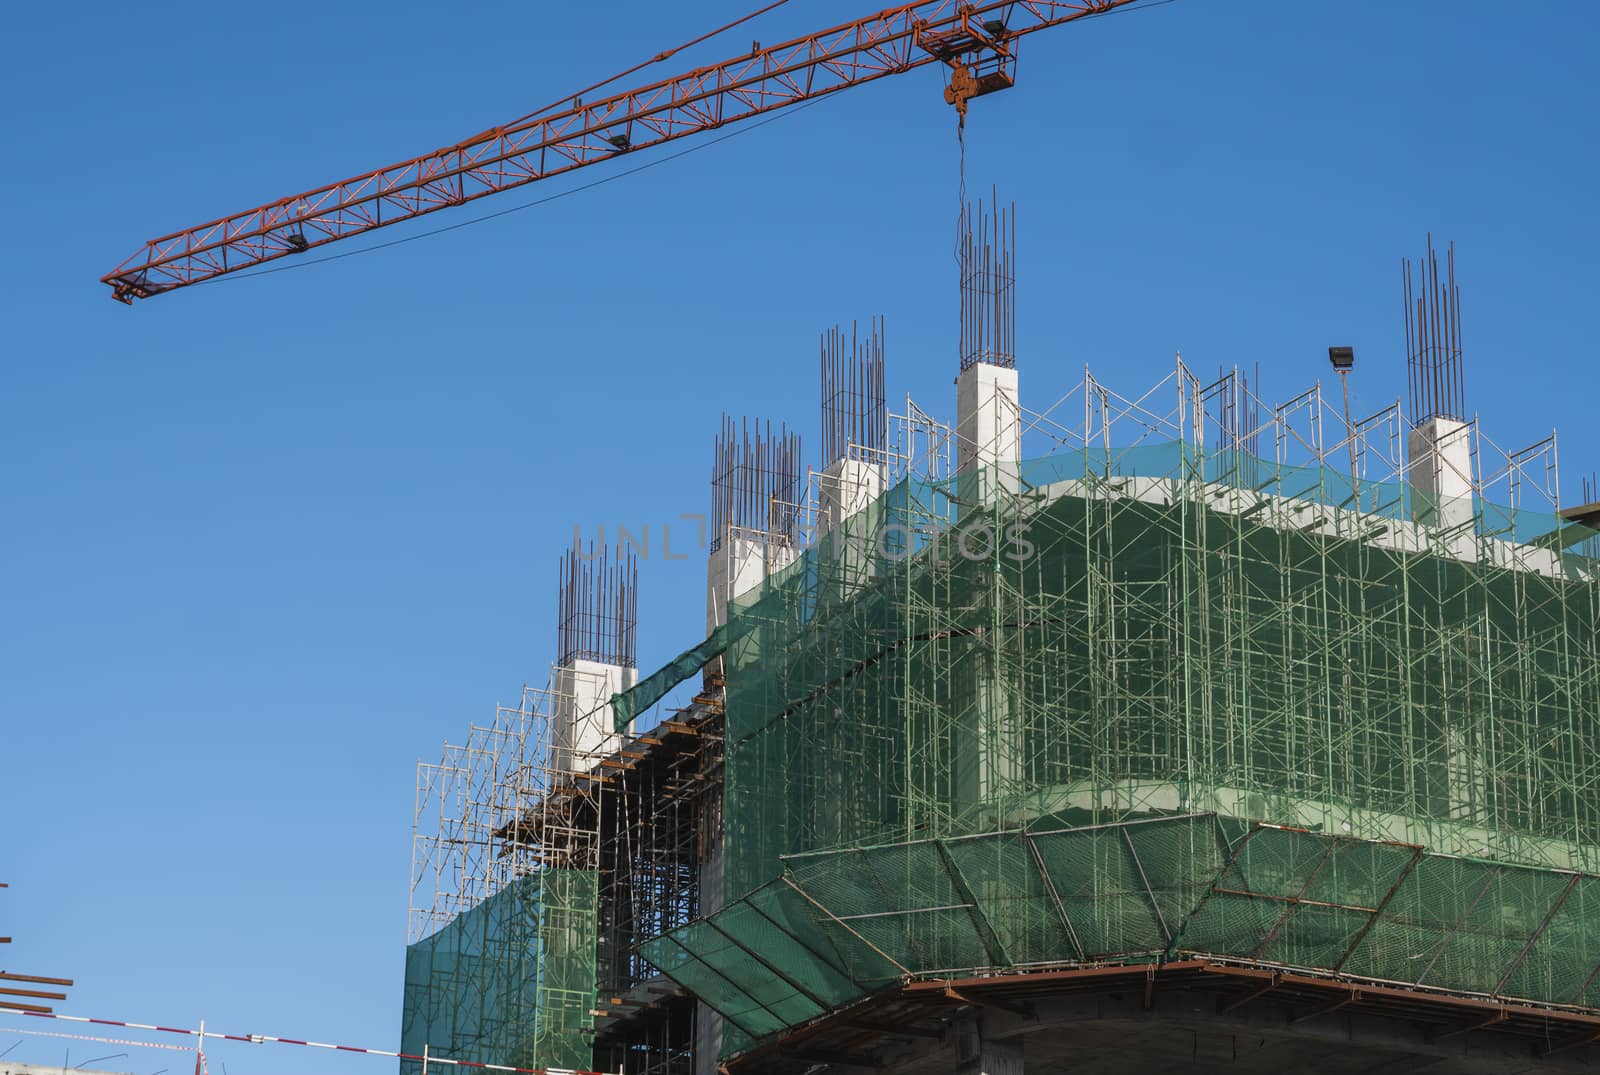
left=821, top=317, right=887, bottom=466
left=959, top=192, right=1016, bottom=372
left=1212, top=364, right=1264, bottom=458
left=558, top=540, right=638, bottom=668
left=1404, top=235, right=1466, bottom=424
left=710, top=414, right=803, bottom=551
left=1244, top=363, right=1263, bottom=458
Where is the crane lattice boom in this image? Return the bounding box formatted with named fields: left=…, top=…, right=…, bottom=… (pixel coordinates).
left=103, top=0, right=1137, bottom=303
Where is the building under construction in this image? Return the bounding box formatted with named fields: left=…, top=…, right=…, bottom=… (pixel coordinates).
left=400, top=216, right=1600, bottom=1074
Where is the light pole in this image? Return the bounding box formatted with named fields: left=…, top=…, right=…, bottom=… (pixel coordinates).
left=1328, top=346, right=1357, bottom=492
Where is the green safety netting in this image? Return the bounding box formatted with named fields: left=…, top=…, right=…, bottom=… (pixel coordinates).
left=404, top=437, right=1600, bottom=1070
left=719, top=442, right=1600, bottom=903
left=401, top=870, right=597, bottom=1074
left=648, top=440, right=1600, bottom=1059
left=645, top=815, right=1600, bottom=1049
left=641, top=878, right=897, bottom=1050
left=1181, top=823, right=1600, bottom=1000
left=611, top=623, right=731, bottom=732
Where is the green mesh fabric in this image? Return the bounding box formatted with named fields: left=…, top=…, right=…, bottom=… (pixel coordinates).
left=651, top=816, right=1600, bottom=1051
left=1179, top=823, right=1598, bottom=1001
left=722, top=444, right=1600, bottom=900
left=611, top=623, right=730, bottom=731
left=658, top=442, right=1600, bottom=1058
left=639, top=880, right=895, bottom=1044
left=401, top=870, right=597, bottom=1074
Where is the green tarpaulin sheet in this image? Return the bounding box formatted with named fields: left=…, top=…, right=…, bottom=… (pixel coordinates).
left=612, top=622, right=730, bottom=731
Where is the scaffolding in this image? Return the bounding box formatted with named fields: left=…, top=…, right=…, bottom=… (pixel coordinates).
left=406, top=679, right=727, bottom=1075
left=591, top=705, right=724, bottom=1075
left=621, top=359, right=1600, bottom=1057
left=407, top=345, right=1600, bottom=1067
left=404, top=686, right=601, bottom=1074
left=645, top=813, right=1600, bottom=1048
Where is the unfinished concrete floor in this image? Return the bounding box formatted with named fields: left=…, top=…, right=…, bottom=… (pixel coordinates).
left=743, top=979, right=1600, bottom=1075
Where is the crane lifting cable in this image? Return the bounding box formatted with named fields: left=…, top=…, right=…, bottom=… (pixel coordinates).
left=102, top=0, right=1147, bottom=304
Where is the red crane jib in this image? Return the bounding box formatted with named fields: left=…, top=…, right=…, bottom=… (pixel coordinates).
left=102, top=1, right=1135, bottom=304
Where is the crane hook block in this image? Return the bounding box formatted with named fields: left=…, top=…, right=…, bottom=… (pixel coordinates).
left=944, top=62, right=979, bottom=123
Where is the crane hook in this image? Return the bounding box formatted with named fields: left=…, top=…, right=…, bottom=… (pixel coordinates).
left=943, top=61, right=979, bottom=128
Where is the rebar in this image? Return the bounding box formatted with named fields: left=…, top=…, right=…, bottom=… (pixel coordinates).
left=710, top=414, right=803, bottom=550
left=558, top=540, right=638, bottom=669
left=958, top=190, right=1016, bottom=372
left=1404, top=234, right=1466, bottom=423
left=821, top=317, right=887, bottom=466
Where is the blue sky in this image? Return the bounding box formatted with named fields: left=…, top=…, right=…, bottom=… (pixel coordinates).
left=2, top=1, right=1596, bottom=1073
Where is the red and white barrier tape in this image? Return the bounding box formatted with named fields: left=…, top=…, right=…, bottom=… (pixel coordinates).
left=12, top=1011, right=616, bottom=1075
left=0, top=1025, right=196, bottom=1052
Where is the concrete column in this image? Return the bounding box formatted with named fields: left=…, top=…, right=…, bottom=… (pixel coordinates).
left=817, top=457, right=886, bottom=601
left=706, top=536, right=775, bottom=636
left=692, top=778, right=727, bottom=1075
left=1408, top=416, right=1483, bottom=820
left=696, top=531, right=796, bottom=1075
left=692, top=838, right=727, bottom=1075
left=1408, top=416, right=1473, bottom=532
left=954, top=363, right=1023, bottom=817
left=551, top=658, right=638, bottom=773
left=692, top=1006, right=724, bottom=1075
left=704, top=533, right=799, bottom=681
left=812, top=457, right=887, bottom=846
left=956, top=1012, right=1025, bottom=1075
left=957, top=363, right=1022, bottom=507
left=819, top=458, right=885, bottom=534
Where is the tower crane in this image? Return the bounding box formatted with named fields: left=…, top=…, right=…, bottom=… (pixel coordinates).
left=101, top=0, right=1143, bottom=304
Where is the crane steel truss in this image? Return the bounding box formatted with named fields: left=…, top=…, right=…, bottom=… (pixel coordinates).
left=102, top=0, right=1136, bottom=302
